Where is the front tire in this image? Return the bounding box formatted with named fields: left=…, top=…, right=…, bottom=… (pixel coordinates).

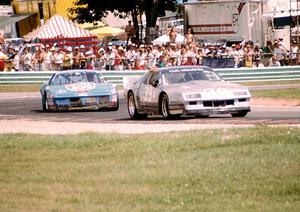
left=127, top=92, right=147, bottom=120
left=160, top=93, right=181, bottom=119
left=231, top=111, right=248, bottom=117
left=42, top=93, right=48, bottom=112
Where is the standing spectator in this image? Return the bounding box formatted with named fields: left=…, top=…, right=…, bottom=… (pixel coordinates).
left=184, top=28, right=194, bottom=46
left=268, top=54, right=281, bottom=67
left=53, top=49, right=64, bottom=71
left=244, top=44, right=254, bottom=68
left=290, top=40, right=299, bottom=65
left=0, top=32, right=4, bottom=46
left=155, top=25, right=161, bottom=39
left=32, top=47, right=44, bottom=71
left=49, top=47, right=56, bottom=70
left=72, top=47, right=80, bottom=69
left=22, top=47, right=32, bottom=71
left=85, top=50, right=95, bottom=69
left=262, top=40, right=273, bottom=66
left=135, top=48, right=146, bottom=68
left=125, top=44, right=137, bottom=69
left=145, top=47, right=156, bottom=69
left=43, top=45, right=52, bottom=71
left=79, top=45, right=86, bottom=69
left=125, top=20, right=135, bottom=45
left=114, top=46, right=125, bottom=70
left=5, top=47, right=15, bottom=72
left=103, top=46, right=115, bottom=70
left=12, top=47, right=20, bottom=71
left=95, top=48, right=105, bottom=70
left=253, top=43, right=263, bottom=67
left=63, top=47, right=73, bottom=70
left=133, top=58, right=145, bottom=70
left=156, top=54, right=166, bottom=68
left=0, top=46, right=8, bottom=71
left=168, top=27, right=177, bottom=44
left=273, top=40, right=287, bottom=66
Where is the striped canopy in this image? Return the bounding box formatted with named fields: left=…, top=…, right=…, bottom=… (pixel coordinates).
left=24, top=15, right=95, bottom=41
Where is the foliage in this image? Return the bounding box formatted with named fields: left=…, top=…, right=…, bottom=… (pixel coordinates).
left=69, top=0, right=180, bottom=42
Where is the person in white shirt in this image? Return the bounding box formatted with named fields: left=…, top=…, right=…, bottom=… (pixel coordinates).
left=12, top=48, right=20, bottom=71
left=290, top=40, right=299, bottom=65
left=22, top=47, right=32, bottom=71
left=268, top=55, right=281, bottom=67
left=53, top=49, right=64, bottom=71
left=103, top=47, right=115, bottom=70
left=125, top=45, right=137, bottom=69
left=63, top=47, right=73, bottom=70
left=43, top=45, right=52, bottom=71
left=273, top=41, right=287, bottom=66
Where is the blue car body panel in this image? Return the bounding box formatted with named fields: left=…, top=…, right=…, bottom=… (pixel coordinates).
left=40, top=70, right=119, bottom=111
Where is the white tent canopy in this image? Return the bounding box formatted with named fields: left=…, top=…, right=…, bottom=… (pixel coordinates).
left=152, top=34, right=185, bottom=45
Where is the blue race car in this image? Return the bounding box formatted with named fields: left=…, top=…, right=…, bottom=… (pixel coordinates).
left=40, top=70, right=119, bottom=112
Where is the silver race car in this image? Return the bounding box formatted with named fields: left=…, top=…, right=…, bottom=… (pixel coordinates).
left=123, top=66, right=251, bottom=119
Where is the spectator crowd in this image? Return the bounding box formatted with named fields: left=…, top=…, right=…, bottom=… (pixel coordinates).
left=0, top=34, right=299, bottom=72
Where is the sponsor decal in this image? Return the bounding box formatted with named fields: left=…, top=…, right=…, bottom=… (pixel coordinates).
left=65, top=82, right=96, bottom=92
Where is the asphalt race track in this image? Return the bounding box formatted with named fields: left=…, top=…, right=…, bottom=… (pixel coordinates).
left=1, top=93, right=300, bottom=125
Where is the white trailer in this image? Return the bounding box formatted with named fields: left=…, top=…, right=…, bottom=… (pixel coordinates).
left=184, top=0, right=266, bottom=44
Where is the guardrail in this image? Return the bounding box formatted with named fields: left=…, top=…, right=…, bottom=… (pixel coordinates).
left=0, top=66, right=300, bottom=84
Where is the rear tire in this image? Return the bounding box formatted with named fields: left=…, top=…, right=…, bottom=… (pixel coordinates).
left=231, top=111, right=248, bottom=117
left=127, top=92, right=147, bottom=120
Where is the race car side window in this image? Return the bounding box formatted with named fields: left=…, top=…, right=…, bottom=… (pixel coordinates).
left=141, top=72, right=151, bottom=84
left=149, top=72, right=159, bottom=87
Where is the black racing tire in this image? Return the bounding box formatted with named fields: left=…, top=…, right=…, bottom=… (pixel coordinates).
left=103, top=98, right=120, bottom=111
left=231, top=111, right=248, bottom=117
left=127, top=92, right=147, bottom=120
left=42, top=93, right=48, bottom=112
left=160, top=93, right=181, bottom=119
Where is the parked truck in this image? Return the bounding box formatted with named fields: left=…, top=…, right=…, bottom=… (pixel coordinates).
left=184, top=0, right=266, bottom=44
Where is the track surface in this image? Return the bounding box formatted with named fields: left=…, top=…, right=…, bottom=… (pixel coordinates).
left=1, top=93, right=300, bottom=125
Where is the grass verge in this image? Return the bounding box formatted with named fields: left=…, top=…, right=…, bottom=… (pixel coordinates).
left=251, top=88, right=300, bottom=100
left=0, top=127, right=299, bottom=211
left=241, top=80, right=300, bottom=86
left=0, top=84, right=42, bottom=92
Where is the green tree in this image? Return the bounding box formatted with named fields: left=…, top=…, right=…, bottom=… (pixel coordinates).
left=69, top=0, right=179, bottom=43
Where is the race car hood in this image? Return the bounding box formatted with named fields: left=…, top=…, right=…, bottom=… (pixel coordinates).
left=48, top=82, right=114, bottom=97
left=165, top=80, right=248, bottom=92
left=164, top=80, right=250, bottom=100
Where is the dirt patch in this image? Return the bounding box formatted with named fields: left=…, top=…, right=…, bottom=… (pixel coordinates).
left=251, top=98, right=300, bottom=107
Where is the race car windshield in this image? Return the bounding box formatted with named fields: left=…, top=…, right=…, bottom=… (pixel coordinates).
left=51, top=72, right=104, bottom=85
left=162, top=68, right=222, bottom=85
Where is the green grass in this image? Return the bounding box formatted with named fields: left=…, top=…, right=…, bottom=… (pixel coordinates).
left=0, top=127, right=299, bottom=211
left=241, top=80, right=300, bottom=86
left=251, top=88, right=300, bottom=100
left=0, top=84, right=42, bottom=92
